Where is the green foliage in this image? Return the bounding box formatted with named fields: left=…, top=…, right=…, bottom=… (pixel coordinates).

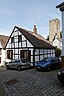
left=55, top=47, right=61, bottom=57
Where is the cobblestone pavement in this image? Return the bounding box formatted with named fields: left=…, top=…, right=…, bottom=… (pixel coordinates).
left=0, top=67, right=64, bottom=96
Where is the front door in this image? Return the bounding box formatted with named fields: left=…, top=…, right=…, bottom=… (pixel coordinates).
left=20, top=50, right=31, bottom=62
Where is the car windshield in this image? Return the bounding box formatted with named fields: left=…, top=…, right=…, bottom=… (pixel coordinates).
left=46, top=58, right=52, bottom=62
left=21, top=59, right=29, bottom=63
left=40, top=58, right=48, bottom=62
left=40, top=57, right=52, bottom=62
left=11, top=59, right=20, bottom=63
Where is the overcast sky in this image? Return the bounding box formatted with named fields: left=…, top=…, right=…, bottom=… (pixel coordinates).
left=0, top=0, right=62, bottom=38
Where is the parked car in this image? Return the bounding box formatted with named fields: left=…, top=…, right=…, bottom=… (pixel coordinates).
left=5, top=59, right=11, bottom=65
left=57, top=69, right=64, bottom=85
left=36, top=57, right=61, bottom=71
left=6, top=59, right=31, bottom=71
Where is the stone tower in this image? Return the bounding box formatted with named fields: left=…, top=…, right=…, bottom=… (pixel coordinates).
left=49, top=18, right=60, bottom=42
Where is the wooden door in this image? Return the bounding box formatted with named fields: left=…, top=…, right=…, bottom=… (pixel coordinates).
left=20, top=50, right=31, bottom=62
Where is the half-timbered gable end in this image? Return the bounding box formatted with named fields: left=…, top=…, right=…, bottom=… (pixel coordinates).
left=5, top=26, right=55, bottom=66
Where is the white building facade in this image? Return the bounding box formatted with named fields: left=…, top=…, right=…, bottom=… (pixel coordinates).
left=0, top=35, right=9, bottom=66
left=52, top=38, right=62, bottom=49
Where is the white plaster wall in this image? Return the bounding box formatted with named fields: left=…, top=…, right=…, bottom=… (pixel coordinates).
left=0, top=49, right=5, bottom=66
left=0, top=43, right=6, bottom=66
left=27, top=40, right=33, bottom=47
left=22, top=35, right=33, bottom=47
left=22, top=35, right=26, bottom=41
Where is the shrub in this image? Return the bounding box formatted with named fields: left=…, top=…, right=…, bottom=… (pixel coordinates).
left=55, top=47, right=61, bottom=57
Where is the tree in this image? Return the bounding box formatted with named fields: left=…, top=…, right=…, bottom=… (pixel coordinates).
left=55, top=47, right=61, bottom=57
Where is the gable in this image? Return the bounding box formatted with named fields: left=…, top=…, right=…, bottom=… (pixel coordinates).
left=0, top=35, right=9, bottom=48
left=6, top=27, right=33, bottom=48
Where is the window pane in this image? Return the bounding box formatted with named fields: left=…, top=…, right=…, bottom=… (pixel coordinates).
left=35, top=56, right=39, bottom=62
left=22, top=42, right=26, bottom=47
left=35, top=49, right=39, bottom=55
left=44, top=49, right=47, bottom=54
left=11, top=37, right=14, bottom=43
left=15, top=43, right=18, bottom=47
left=18, top=35, right=22, bottom=42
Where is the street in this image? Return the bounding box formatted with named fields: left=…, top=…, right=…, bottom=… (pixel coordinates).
left=0, top=67, right=64, bottom=96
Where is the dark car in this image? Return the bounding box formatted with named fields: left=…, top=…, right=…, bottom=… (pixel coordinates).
left=57, top=69, right=64, bottom=85
left=36, top=57, right=61, bottom=71
left=6, top=59, right=31, bottom=71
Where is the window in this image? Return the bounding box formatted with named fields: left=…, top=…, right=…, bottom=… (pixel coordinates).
left=18, top=35, right=22, bottom=42
left=22, top=42, right=26, bottom=47
left=11, top=37, right=14, bottom=43
left=0, top=57, right=1, bottom=63
left=20, top=50, right=31, bottom=62
left=14, top=36, right=18, bottom=42
left=7, top=50, right=13, bottom=59
left=44, top=49, right=47, bottom=54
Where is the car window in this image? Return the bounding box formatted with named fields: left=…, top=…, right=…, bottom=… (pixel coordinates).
left=46, top=58, right=52, bottom=61
left=53, top=58, right=59, bottom=61
left=11, top=60, right=20, bottom=63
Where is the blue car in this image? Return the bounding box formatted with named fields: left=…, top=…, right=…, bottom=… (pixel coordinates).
left=36, top=57, right=61, bottom=71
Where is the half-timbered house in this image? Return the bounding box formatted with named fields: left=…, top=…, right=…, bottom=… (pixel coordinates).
left=5, top=25, right=55, bottom=66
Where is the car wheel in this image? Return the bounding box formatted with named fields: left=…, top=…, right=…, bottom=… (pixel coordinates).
left=47, top=66, right=51, bottom=71
left=17, top=66, right=21, bottom=71
left=6, top=66, right=9, bottom=70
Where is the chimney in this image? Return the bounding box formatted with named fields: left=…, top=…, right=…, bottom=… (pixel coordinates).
left=33, top=25, right=37, bottom=34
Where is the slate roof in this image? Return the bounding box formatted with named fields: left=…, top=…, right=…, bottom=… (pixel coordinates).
left=0, top=35, right=9, bottom=48
left=15, top=26, right=54, bottom=49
